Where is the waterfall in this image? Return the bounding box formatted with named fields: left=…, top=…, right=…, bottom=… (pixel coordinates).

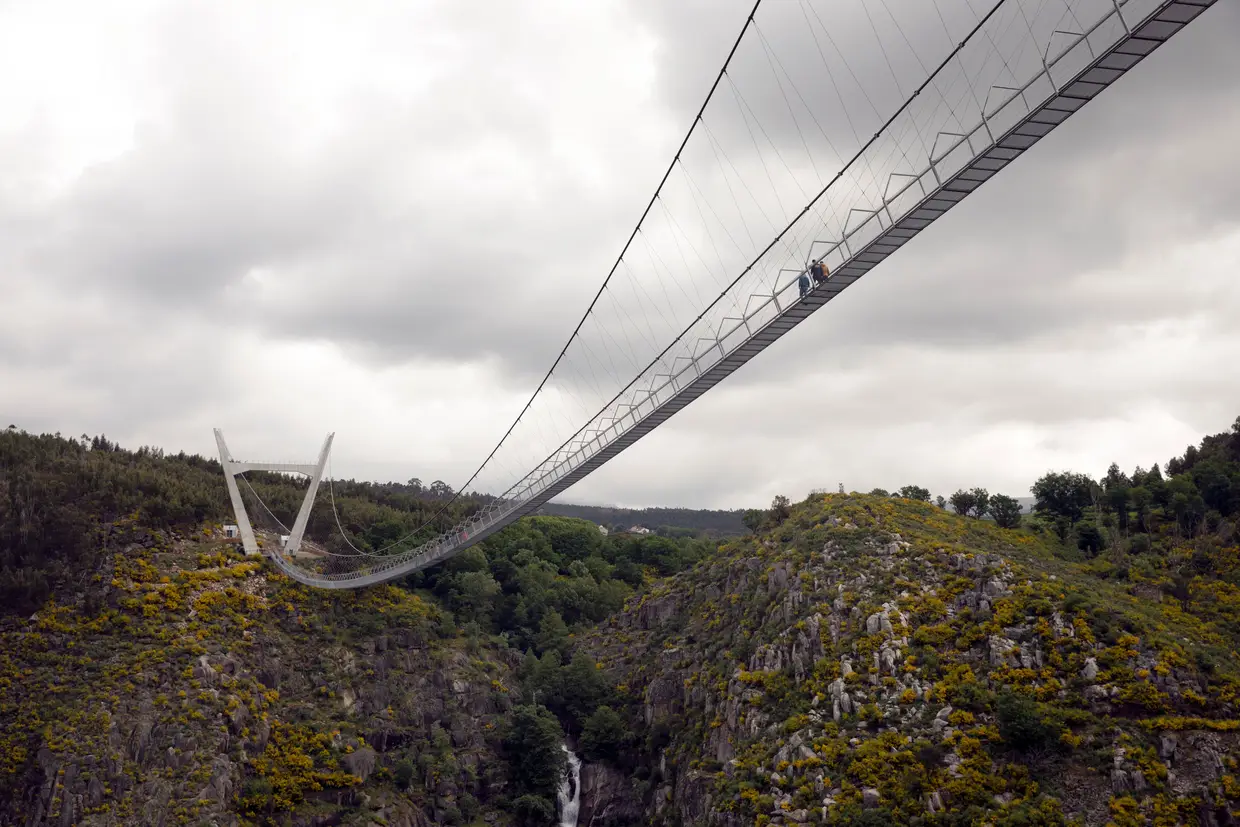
left=557, top=743, right=581, bottom=827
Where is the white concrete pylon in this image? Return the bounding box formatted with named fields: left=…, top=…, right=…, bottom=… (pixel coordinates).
left=213, top=429, right=334, bottom=557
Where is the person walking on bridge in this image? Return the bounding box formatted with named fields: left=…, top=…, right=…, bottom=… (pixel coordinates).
left=797, top=270, right=810, bottom=299
left=811, top=259, right=828, bottom=287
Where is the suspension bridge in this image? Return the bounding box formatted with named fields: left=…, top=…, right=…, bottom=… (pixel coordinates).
left=217, top=0, right=1222, bottom=589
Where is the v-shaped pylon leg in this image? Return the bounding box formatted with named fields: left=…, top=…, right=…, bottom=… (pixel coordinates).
left=286, top=434, right=334, bottom=556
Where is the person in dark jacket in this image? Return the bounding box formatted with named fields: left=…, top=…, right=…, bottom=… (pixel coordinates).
left=798, top=270, right=810, bottom=298
left=811, top=260, right=828, bottom=286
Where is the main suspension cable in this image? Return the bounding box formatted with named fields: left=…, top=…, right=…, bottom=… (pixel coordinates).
left=310, top=0, right=1009, bottom=563
left=476, top=0, right=1012, bottom=499
left=324, top=0, right=767, bottom=557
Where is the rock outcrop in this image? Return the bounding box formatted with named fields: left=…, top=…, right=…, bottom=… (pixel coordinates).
left=578, top=762, right=643, bottom=826
left=1, top=537, right=520, bottom=827
left=583, top=494, right=1240, bottom=825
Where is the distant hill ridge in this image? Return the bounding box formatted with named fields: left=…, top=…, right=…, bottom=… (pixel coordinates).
left=539, top=502, right=748, bottom=537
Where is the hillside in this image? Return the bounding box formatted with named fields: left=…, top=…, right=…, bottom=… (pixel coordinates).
left=0, top=430, right=496, bottom=619
left=539, top=502, right=748, bottom=538
left=0, top=429, right=712, bottom=826
left=0, top=511, right=711, bottom=827
left=2, top=525, right=518, bottom=826
left=579, top=491, right=1240, bottom=825
left=3, top=417, right=1239, bottom=825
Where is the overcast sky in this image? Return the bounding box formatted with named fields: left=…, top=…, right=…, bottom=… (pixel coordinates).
left=3, top=0, right=1238, bottom=511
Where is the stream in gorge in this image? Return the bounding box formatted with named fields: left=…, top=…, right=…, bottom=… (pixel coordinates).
left=557, top=743, right=581, bottom=826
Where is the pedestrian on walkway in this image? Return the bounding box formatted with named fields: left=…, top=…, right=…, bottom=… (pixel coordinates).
left=811, top=259, right=828, bottom=286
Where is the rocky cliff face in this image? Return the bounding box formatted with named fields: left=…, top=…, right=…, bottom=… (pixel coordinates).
left=582, top=494, right=1240, bottom=825
left=576, top=761, right=643, bottom=826
left=1, top=521, right=520, bottom=826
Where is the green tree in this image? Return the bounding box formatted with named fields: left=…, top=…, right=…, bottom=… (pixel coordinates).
left=1168, top=477, right=1206, bottom=534
left=1104, top=484, right=1131, bottom=532
left=528, top=516, right=604, bottom=562
left=503, top=705, right=566, bottom=800
left=1129, top=486, right=1153, bottom=532
left=969, top=488, right=990, bottom=519
left=579, top=705, right=630, bottom=763
left=869, top=488, right=890, bottom=497
left=448, top=570, right=501, bottom=624
left=1076, top=523, right=1104, bottom=556
left=1167, top=573, right=1192, bottom=610
left=510, top=794, right=557, bottom=826
left=898, top=485, right=931, bottom=502
left=1031, top=471, right=1096, bottom=525
left=990, top=494, right=1023, bottom=529
left=443, top=545, right=488, bottom=574
left=1102, top=462, right=1130, bottom=492
left=557, top=652, right=612, bottom=728
left=1192, top=461, right=1236, bottom=517
left=582, top=554, right=612, bottom=582
left=612, top=557, right=643, bottom=586
left=393, top=759, right=415, bottom=790
left=535, top=610, right=570, bottom=657
left=949, top=489, right=977, bottom=517
left=521, top=649, right=563, bottom=706
left=1145, top=463, right=1168, bottom=507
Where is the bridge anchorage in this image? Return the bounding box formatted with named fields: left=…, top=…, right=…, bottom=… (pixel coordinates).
left=220, top=0, right=1222, bottom=590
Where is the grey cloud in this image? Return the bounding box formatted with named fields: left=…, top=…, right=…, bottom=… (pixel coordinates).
left=4, top=0, right=1240, bottom=513
left=568, top=323, right=1240, bottom=508
left=547, top=0, right=1240, bottom=507
left=483, top=0, right=1240, bottom=495
left=1, top=306, right=233, bottom=444
left=30, top=123, right=621, bottom=377
left=635, top=0, right=969, bottom=127
left=7, top=0, right=659, bottom=384
left=626, top=0, right=1240, bottom=249
left=550, top=0, right=1240, bottom=402
left=634, top=0, right=1098, bottom=172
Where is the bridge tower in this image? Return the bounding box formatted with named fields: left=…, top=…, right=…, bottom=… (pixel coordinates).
left=213, top=429, right=334, bottom=558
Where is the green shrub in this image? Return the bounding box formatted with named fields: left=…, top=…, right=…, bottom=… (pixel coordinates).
left=996, top=690, right=1061, bottom=753
left=510, top=794, right=557, bottom=825
left=950, top=681, right=993, bottom=712
left=580, top=705, right=630, bottom=763
left=393, top=759, right=414, bottom=790
left=1063, top=593, right=1088, bottom=614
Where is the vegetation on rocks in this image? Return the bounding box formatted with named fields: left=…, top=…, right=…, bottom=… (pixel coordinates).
left=0, top=427, right=708, bottom=826
left=576, top=416, right=1240, bottom=825
left=3, top=414, right=1239, bottom=824
left=0, top=516, right=519, bottom=826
